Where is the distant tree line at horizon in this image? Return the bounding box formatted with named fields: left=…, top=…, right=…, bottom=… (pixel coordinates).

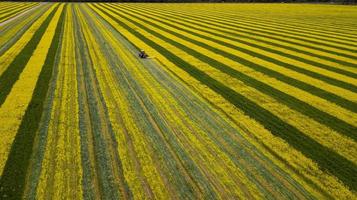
left=5, top=0, right=356, bottom=4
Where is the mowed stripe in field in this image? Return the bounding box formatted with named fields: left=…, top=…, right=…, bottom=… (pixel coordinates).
left=0, top=3, right=356, bottom=199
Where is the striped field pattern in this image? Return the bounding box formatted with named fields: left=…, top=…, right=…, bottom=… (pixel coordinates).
left=0, top=2, right=39, bottom=23
left=0, top=2, right=356, bottom=199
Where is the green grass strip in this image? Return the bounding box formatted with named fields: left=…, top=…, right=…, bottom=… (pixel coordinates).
left=0, top=6, right=65, bottom=199
left=95, top=4, right=357, bottom=192
left=0, top=5, right=59, bottom=107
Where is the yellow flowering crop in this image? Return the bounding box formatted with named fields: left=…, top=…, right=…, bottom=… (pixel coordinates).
left=1, top=2, right=356, bottom=199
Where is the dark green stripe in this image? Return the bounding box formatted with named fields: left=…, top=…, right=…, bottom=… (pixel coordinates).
left=0, top=6, right=65, bottom=199
left=104, top=4, right=357, bottom=140
left=0, top=5, right=59, bottom=106
left=121, top=4, right=357, bottom=80
left=95, top=4, right=357, bottom=192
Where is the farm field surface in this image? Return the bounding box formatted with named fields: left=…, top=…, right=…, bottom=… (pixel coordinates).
left=0, top=2, right=39, bottom=23
left=0, top=2, right=356, bottom=199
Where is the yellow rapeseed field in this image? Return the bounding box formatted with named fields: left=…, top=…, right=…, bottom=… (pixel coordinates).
left=0, top=2, right=356, bottom=199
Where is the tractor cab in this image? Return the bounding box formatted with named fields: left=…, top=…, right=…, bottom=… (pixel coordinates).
left=139, top=50, right=148, bottom=59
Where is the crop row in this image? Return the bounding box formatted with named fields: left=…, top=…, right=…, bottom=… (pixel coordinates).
left=0, top=3, right=356, bottom=199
